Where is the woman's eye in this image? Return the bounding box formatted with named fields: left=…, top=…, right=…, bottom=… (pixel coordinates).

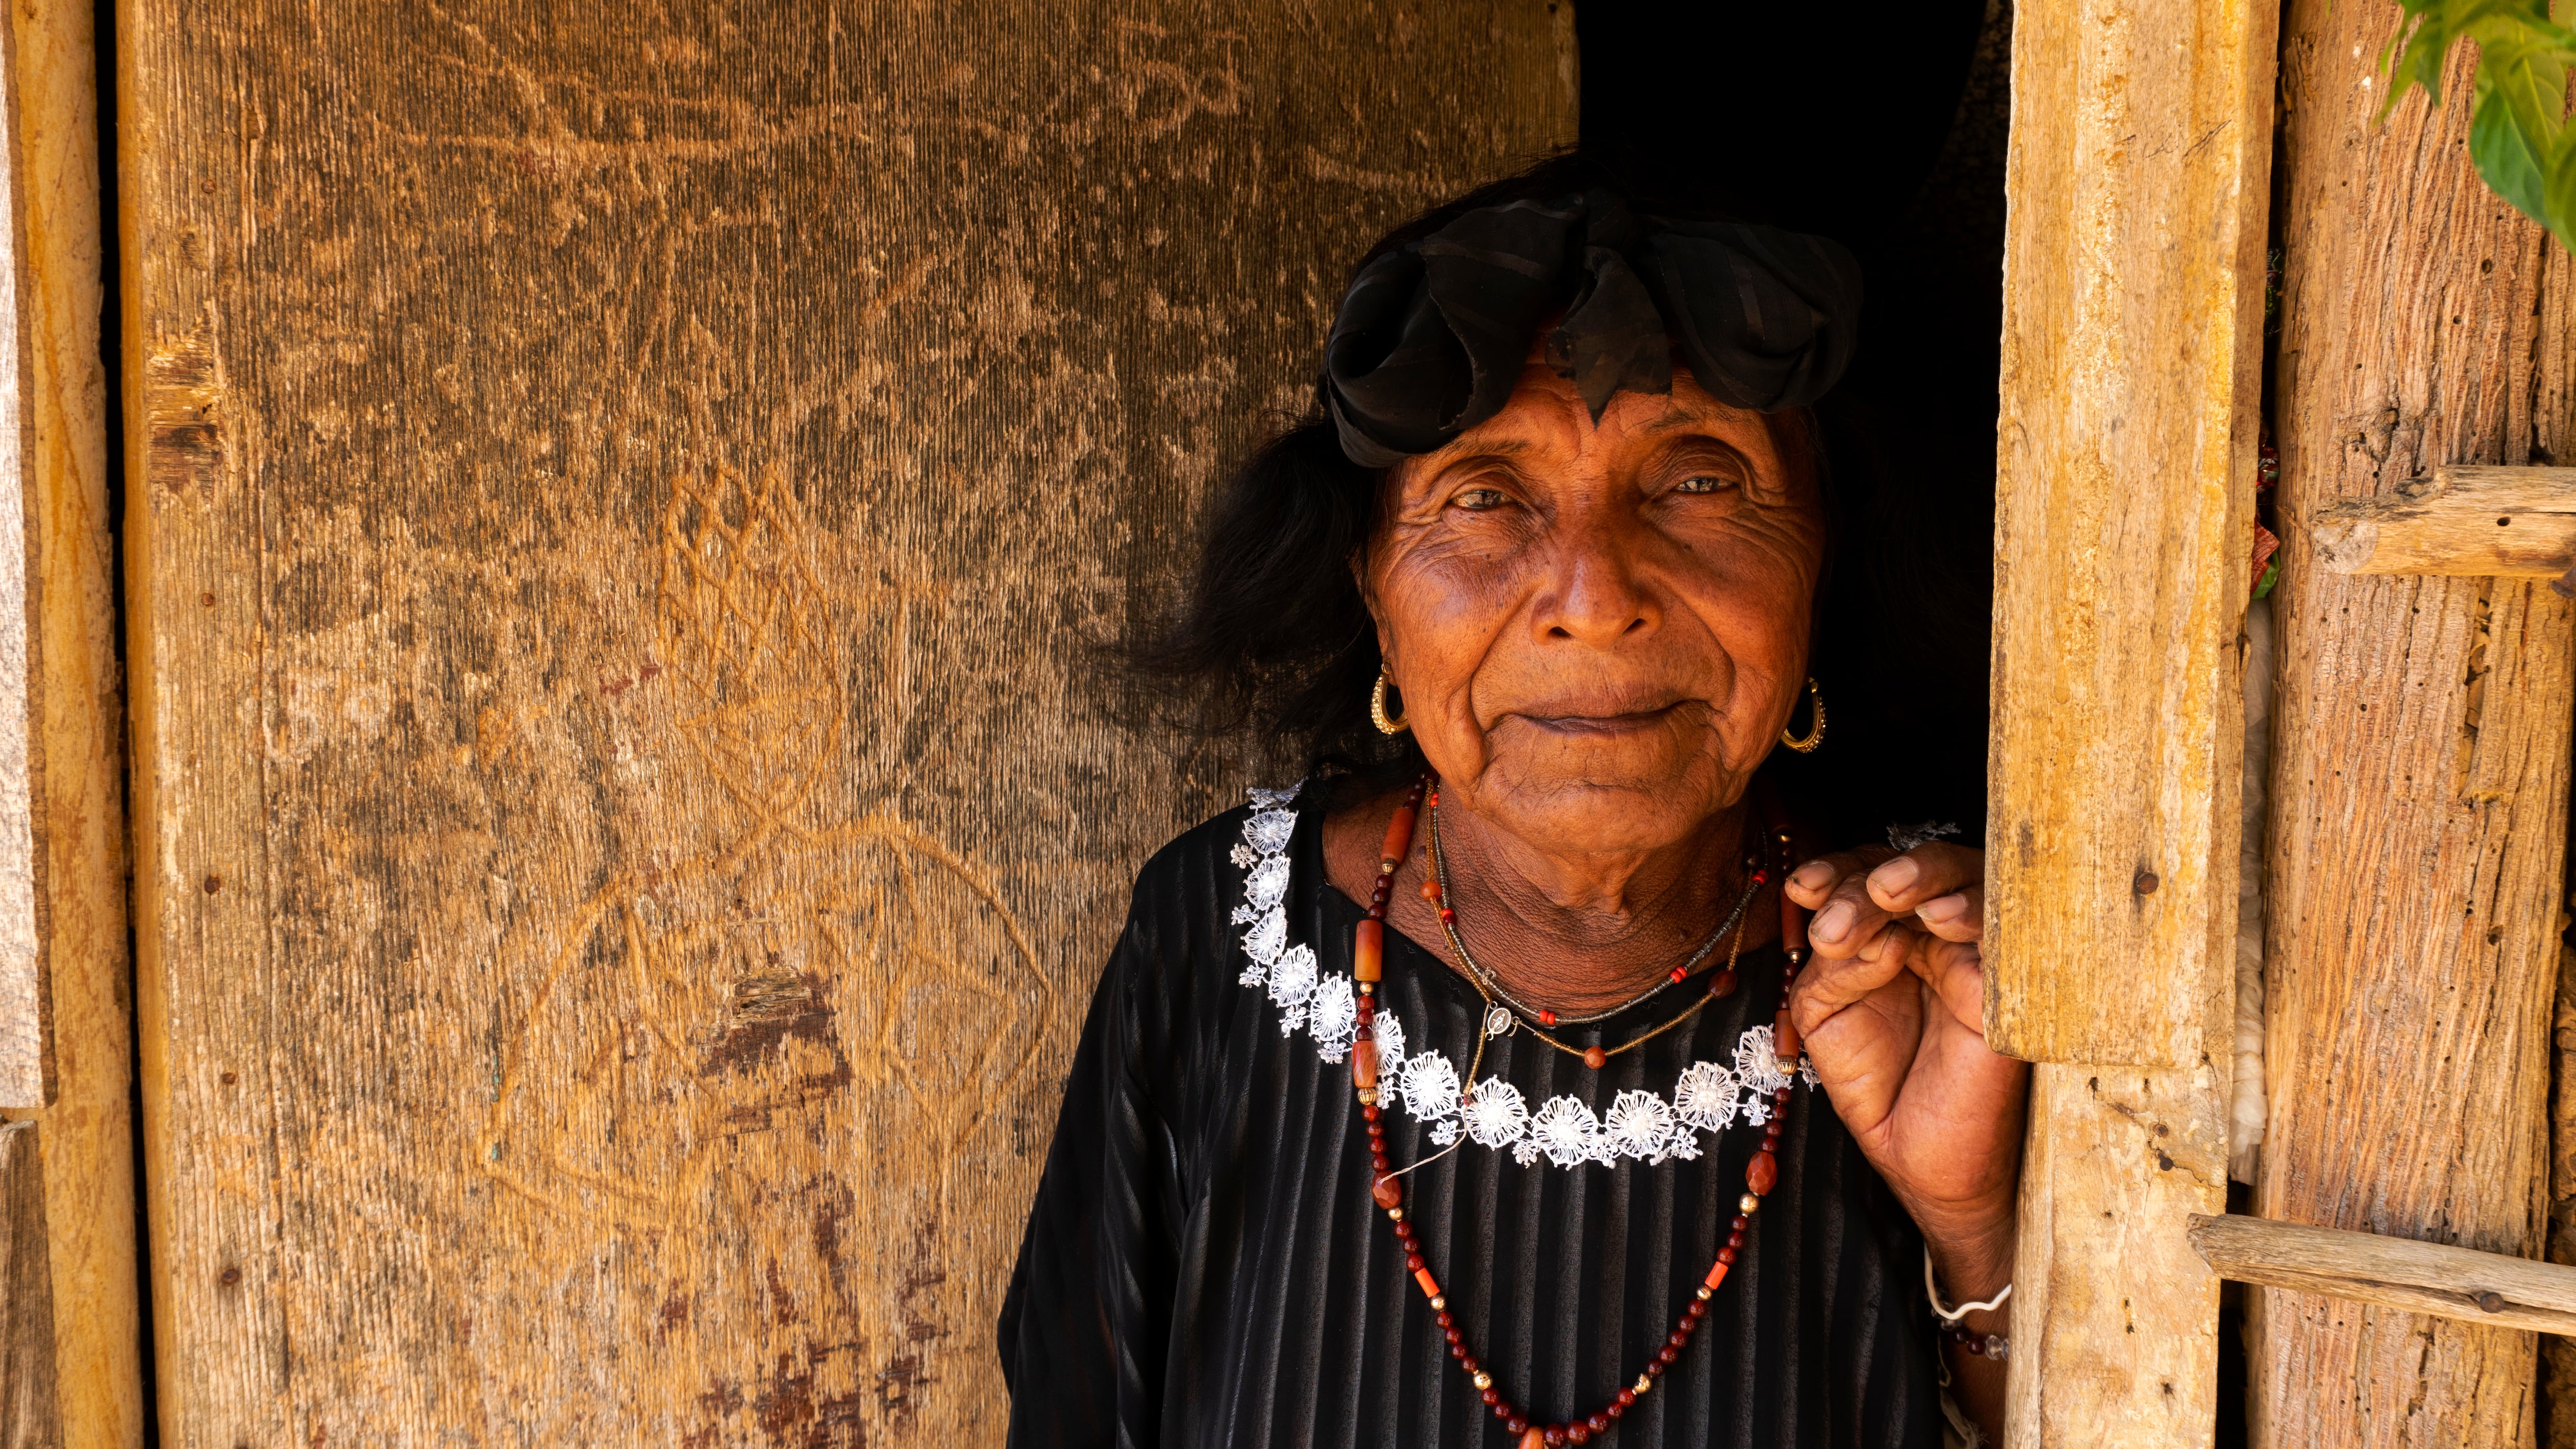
left=1672, top=474, right=1740, bottom=496
left=1452, top=486, right=1509, bottom=511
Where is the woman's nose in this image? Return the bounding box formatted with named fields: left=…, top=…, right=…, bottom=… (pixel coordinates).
left=1537, top=518, right=1658, bottom=646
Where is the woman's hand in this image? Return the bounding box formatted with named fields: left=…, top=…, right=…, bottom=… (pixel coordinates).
left=1785, top=842, right=2027, bottom=1292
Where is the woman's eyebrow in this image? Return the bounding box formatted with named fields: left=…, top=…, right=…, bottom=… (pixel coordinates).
left=1640, top=410, right=1736, bottom=436
left=1416, top=440, right=1534, bottom=473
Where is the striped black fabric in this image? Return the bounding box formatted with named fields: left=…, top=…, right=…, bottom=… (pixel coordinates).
left=1000, top=803, right=1942, bottom=1449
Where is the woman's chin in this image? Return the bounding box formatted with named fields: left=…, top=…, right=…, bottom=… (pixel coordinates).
left=1472, top=760, right=1744, bottom=854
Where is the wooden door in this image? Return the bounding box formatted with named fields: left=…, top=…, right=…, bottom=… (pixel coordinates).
left=119, top=5, right=1572, bottom=1442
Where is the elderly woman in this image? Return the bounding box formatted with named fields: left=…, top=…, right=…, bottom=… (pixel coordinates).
left=998, top=160, right=2027, bottom=1449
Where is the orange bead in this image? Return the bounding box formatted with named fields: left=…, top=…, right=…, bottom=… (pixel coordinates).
left=1521, top=1429, right=1548, bottom=1449
left=1413, top=1267, right=1442, bottom=1298
left=1582, top=1046, right=1607, bottom=1070
left=1745, top=1148, right=1778, bottom=1197
left=1379, top=806, right=1417, bottom=871
left=1702, top=1258, right=1732, bottom=1292
left=1354, top=919, right=1384, bottom=983
left=1352, top=1039, right=1378, bottom=1095
left=1372, top=1173, right=1404, bottom=1210
left=1420, top=879, right=1443, bottom=902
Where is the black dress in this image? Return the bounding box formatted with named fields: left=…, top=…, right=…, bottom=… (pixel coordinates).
left=999, top=788, right=1943, bottom=1448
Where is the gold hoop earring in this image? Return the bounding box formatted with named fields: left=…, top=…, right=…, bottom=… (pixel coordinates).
left=1370, top=665, right=1411, bottom=736
left=1779, top=677, right=1825, bottom=753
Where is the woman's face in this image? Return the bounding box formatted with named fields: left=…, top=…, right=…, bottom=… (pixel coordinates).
left=1363, top=359, right=1827, bottom=856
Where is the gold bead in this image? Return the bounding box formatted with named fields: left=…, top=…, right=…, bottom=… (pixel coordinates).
left=1358, top=1088, right=1378, bottom=1105
left=1739, top=1193, right=1761, bottom=1214
left=1388, top=1207, right=1404, bottom=1222
left=1429, top=1294, right=1446, bottom=1311
left=1696, top=1287, right=1713, bottom=1301
left=1358, top=982, right=1373, bottom=995
left=1634, top=1374, right=1654, bottom=1395
left=1473, top=1371, right=1494, bottom=1390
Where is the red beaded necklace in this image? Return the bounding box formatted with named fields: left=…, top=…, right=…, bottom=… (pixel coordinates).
left=1348, top=780, right=1814, bottom=1448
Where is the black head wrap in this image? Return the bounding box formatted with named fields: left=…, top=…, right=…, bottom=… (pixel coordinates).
left=1322, top=190, right=1862, bottom=467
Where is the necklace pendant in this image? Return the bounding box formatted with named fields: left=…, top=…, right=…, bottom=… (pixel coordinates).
left=1483, top=1005, right=1516, bottom=1039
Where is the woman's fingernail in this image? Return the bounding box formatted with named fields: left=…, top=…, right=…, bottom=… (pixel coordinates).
left=1813, top=901, right=1854, bottom=941
left=1918, top=892, right=1966, bottom=924
left=1791, top=862, right=1833, bottom=892
left=1870, top=857, right=1921, bottom=895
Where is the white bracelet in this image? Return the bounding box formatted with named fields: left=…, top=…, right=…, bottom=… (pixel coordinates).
left=1924, top=1245, right=2012, bottom=1322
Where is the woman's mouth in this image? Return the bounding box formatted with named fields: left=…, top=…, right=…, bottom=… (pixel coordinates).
left=1514, top=701, right=1692, bottom=736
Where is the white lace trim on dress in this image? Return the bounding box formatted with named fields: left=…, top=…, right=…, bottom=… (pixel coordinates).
left=1231, top=783, right=1816, bottom=1170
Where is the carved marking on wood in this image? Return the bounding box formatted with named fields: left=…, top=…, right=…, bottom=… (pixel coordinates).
left=482, top=462, right=1048, bottom=1231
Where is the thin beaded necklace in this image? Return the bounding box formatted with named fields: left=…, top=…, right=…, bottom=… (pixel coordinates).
left=1423, top=789, right=1766, bottom=1066
left=1348, top=790, right=1816, bottom=1448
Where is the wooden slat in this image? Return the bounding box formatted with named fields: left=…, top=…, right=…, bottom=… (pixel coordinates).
left=2312, top=466, right=2576, bottom=577
left=1986, top=0, right=2275, bottom=1439
left=2191, top=1214, right=2576, bottom=1337
left=119, top=4, right=1573, bottom=1442
left=2252, top=6, right=2576, bottom=1446
left=5, top=0, right=136, bottom=1442
left=0, top=0, right=39, bottom=1117
left=1984, top=0, right=2273, bottom=1070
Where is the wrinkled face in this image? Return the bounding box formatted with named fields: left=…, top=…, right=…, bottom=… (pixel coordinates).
left=1363, top=359, right=1827, bottom=855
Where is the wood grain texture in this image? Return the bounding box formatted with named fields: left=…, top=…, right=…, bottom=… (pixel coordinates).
left=5, top=0, right=138, bottom=1442
left=1, top=1124, right=58, bottom=1449
left=1982, top=0, right=2275, bottom=1070
left=2193, top=1214, right=2576, bottom=1336
left=2252, top=6, right=2576, bottom=1447
left=2313, top=466, right=2576, bottom=577
left=118, top=5, right=1573, bottom=1444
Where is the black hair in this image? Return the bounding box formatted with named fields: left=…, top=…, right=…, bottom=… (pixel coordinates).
left=1121, top=151, right=1989, bottom=842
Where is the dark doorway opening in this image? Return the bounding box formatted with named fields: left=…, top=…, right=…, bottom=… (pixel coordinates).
left=1578, top=0, right=2004, bottom=847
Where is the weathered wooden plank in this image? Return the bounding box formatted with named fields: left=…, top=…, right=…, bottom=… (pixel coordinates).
left=2313, top=466, right=2576, bottom=577
left=2252, top=7, right=2576, bottom=1447
left=2009, top=1064, right=2236, bottom=1446
left=1, top=1123, right=57, bottom=1449
left=121, top=4, right=1573, bottom=1443
left=4, top=0, right=137, bottom=1442
left=2193, top=1214, right=2576, bottom=1336
left=1984, top=0, right=2272, bottom=1071
left=1986, top=0, right=2275, bottom=1438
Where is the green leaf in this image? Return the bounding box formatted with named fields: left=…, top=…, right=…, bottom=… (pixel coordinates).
left=2379, top=0, right=2576, bottom=251
left=2468, top=46, right=2561, bottom=223
left=2538, top=118, right=2576, bottom=249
